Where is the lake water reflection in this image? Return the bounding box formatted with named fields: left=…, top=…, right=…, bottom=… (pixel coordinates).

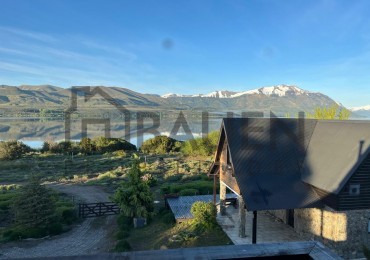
left=0, top=112, right=224, bottom=148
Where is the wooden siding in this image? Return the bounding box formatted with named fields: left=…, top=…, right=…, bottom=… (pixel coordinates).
left=219, top=139, right=241, bottom=195
left=312, top=186, right=338, bottom=209
left=338, top=153, right=370, bottom=210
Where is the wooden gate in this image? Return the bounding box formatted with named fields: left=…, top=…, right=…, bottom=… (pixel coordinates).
left=78, top=202, right=120, bottom=218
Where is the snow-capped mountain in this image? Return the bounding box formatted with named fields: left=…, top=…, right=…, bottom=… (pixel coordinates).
left=161, top=85, right=312, bottom=99
left=349, top=105, right=370, bottom=118
left=161, top=84, right=340, bottom=114
left=350, top=105, right=370, bottom=112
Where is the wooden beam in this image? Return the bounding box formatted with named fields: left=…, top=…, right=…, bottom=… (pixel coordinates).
left=213, top=174, right=217, bottom=205
left=252, top=211, right=257, bottom=244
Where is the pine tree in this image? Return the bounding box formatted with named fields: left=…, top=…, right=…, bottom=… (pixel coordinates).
left=12, top=176, right=56, bottom=229
left=112, top=161, right=153, bottom=218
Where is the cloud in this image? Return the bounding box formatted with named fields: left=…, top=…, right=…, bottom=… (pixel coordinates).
left=81, top=40, right=137, bottom=61
left=0, top=26, right=56, bottom=42
left=0, top=26, right=162, bottom=91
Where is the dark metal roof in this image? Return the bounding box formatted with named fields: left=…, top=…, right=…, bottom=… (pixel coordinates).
left=220, top=118, right=323, bottom=211
left=215, top=118, right=370, bottom=211
left=301, top=120, right=370, bottom=194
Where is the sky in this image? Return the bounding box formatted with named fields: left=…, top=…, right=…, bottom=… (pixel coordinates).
left=0, top=0, right=370, bottom=107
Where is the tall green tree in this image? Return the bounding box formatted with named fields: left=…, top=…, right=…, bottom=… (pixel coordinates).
left=307, top=104, right=351, bottom=120
left=112, top=161, right=153, bottom=218
left=12, top=176, right=56, bottom=229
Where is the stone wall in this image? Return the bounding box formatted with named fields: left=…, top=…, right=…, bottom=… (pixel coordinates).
left=294, top=207, right=370, bottom=259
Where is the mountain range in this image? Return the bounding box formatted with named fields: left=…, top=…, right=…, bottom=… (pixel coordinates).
left=0, top=84, right=361, bottom=117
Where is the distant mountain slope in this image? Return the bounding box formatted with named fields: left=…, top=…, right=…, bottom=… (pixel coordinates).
left=0, top=84, right=342, bottom=114
left=0, top=85, right=166, bottom=108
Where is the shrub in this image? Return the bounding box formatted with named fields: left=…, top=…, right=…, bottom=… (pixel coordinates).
left=56, top=207, right=77, bottom=225
left=92, top=137, right=136, bottom=154
left=179, top=189, right=198, bottom=196
left=47, top=223, right=63, bottom=235
left=114, top=239, right=131, bottom=252
left=161, top=211, right=176, bottom=224
left=164, top=174, right=184, bottom=182
left=2, top=229, right=23, bottom=241
left=112, top=150, right=127, bottom=157
left=117, top=214, right=133, bottom=230
left=181, top=131, right=219, bottom=157
left=79, top=137, right=95, bottom=155
left=142, top=173, right=158, bottom=187
left=0, top=140, right=31, bottom=160
left=115, top=230, right=130, bottom=240
left=167, top=180, right=215, bottom=195
left=140, top=136, right=182, bottom=154
left=190, top=201, right=217, bottom=230
left=363, top=245, right=370, bottom=260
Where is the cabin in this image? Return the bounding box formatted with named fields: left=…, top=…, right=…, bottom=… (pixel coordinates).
left=208, top=118, right=370, bottom=258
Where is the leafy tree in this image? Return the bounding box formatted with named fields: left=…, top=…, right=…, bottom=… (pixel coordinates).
left=0, top=140, right=31, bottom=160
left=112, top=161, right=153, bottom=218
left=12, top=176, right=56, bottom=230
left=307, top=105, right=351, bottom=120
left=140, top=135, right=181, bottom=154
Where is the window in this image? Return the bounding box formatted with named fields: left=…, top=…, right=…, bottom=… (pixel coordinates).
left=349, top=184, right=360, bottom=196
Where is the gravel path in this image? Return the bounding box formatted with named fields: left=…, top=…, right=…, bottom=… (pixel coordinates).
left=0, top=184, right=117, bottom=259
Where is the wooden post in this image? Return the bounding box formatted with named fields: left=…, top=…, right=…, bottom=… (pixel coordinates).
left=213, top=174, right=217, bottom=205
left=220, top=182, right=227, bottom=215
left=252, top=210, right=257, bottom=244
left=239, top=197, right=246, bottom=238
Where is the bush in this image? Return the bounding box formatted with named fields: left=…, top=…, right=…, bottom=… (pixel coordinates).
left=181, top=131, right=219, bottom=157
left=115, top=230, right=130, bottom=240
left=56, top=207, right=77, bottom=225
left=190, top=201, right=217, bottom=230
left=363, top=245, right=370, bottom=260
left=41, top=140, right=79, bottom=154
left=140, top=135, right=182, bottom=154
left=79, top=137, right=94, bottom=155
left=0, top=140, right=31, bottom=160
left=92, top=137, right=136, bottom=154
left=179, top=189, right=198, bottom=196
left=142, top=173, right=158, bottom=187
left=2, top=229, right=23, bottom=241
left=114, top=239, right=131, bottom=252
left=47, top=223, right=63, bottom=235
left=161, top=211, right=176, bottom=224
left=117, top=214, right=133, bottom=230
left=164, top=174, right=184, bottom=182
left=112, top=150, right=127, bottom=157
left=166, top=180, right=215, bottom=195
